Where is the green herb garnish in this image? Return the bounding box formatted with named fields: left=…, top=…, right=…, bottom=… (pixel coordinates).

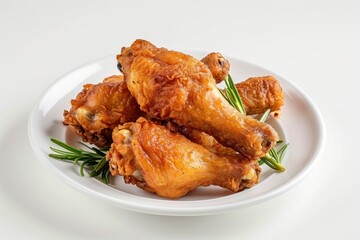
left=220, top=75, right=247, bottom=114
left=258, top=109, right=288, bottom=171
left=220, top=75, right=288, bottom=172
left=49, top=138, right=111, bottom=184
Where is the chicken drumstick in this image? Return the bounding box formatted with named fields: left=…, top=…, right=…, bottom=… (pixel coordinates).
left=117, top=39, right=278, bottom=160
left=107, top=118, right=260, bottom=199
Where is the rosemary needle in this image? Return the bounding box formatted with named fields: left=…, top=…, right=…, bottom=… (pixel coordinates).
left=258, top=109, right=288, bottom=172
left=219, top=74, right=288, bottom=172
left=222, top=75, right=247, bottom=114
left=48, top=138, right=111, bottom=184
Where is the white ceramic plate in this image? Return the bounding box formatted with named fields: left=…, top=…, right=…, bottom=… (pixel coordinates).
left=28, top=53, right=325, bottom=216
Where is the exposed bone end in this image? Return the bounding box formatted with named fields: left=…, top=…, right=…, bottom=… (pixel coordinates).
left=132, top=170, right=144, bottom=181
left=271, top=110, right=281, bottom=119
left=118, top=129, right=132, bottom=144
left=243, top=167, right=256, bottom=181
left=76, top=107, right=96, bottom=121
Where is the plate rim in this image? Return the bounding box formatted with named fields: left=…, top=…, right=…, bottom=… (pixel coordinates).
left=28, top=54, right=326, bottom=216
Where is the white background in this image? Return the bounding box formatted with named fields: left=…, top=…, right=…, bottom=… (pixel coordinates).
left=1, top=0, right=359, bottom=239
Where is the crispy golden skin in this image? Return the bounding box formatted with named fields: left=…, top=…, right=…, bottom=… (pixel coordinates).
left=201, top=52, right=230, bottom=83
left=64, top=54, right=280, bottom=152
left=236, top=76, right=284, bottom=115
left=63, top=75, right=143, bottom=147
left=117, top=39, right=278, bottom=160
left=171, top=123, right=239, bottom=157
left=107, top=118, right=260, bottom=199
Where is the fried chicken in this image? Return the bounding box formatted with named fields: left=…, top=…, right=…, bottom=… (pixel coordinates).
left=201, top=52, right=230, bottom=83
left=107, top=118, right=260, bottom=199
left=63, top=75, right=143, bottom=147
left=62, top=64, right=277, bottom=148
left=170, top=123, right=239, bottom=157
left=236, top=76, right=284, bottom=115
left=61, top=51, right=228, bottom=148
left=117, top=39, right=278, bottom=160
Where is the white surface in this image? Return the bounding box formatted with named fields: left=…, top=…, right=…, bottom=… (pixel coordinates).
left=28, top=54, right=325, bottom=215
left=0, top=0, right=358, bottom=238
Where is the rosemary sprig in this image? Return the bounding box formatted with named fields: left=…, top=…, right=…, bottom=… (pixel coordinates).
left=258, top=109, right=288, bottom=171
left=259, top=109, right=271, bottom=122
left=49, top=138, right=111, bottom=184
left=221, top=74, right=247, bottom=114
left=220, top=75, right=288, bottom=172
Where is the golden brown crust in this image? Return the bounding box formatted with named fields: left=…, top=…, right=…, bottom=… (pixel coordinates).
left=63, top=75, right=144, bottom=147
left=107, top=118, right=260, bottom=199
left=117, top=39, right=278, bottom=160
left=236, top=76, right=284, bottom=115
left=201, top=52, right=230, bottom=83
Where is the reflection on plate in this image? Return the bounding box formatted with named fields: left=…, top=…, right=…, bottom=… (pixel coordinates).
left=28, top=53, right=325, bottom=216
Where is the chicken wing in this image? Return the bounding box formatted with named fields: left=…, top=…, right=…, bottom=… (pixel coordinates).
left=117, top=39, right=278, bottom=160
left=63, top=75, right=143, bottom=147
left=236, top=76, right=284, bottom=115
left=107, top=118, right=260, bottom=199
